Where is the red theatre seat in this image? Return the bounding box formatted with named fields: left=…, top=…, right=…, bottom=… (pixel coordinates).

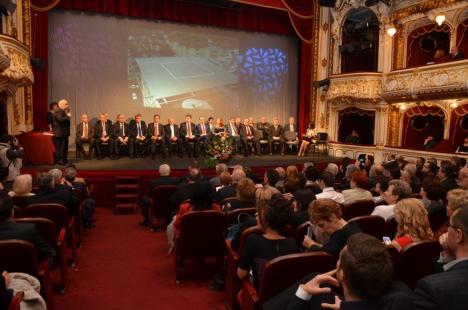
left=342, top=200, right=375, bottom=221
left=349, top=215, right=386, bottom=240
left=150, top=185, right=177, bottom=229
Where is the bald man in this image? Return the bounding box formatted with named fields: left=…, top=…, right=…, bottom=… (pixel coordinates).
left=52, top=99, right=71, bottom=165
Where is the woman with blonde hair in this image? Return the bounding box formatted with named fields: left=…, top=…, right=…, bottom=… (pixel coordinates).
left=446, top=188, right=468, bottom=217
left=391, top=198, right=434, bottom=251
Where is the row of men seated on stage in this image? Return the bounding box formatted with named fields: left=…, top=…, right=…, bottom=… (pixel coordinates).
left=75, top=113, right=301, bottom=160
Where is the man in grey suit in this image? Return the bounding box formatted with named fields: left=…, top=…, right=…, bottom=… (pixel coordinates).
left=75, top=113, right=94, bottom=160
left=413, top=206, right=468, bottom=309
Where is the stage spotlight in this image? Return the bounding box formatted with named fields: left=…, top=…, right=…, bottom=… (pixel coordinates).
left=318, top=0, right=337, bottom=7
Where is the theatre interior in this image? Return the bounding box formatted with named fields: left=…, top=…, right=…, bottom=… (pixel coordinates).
left=0, top=0, right=467, bottom=309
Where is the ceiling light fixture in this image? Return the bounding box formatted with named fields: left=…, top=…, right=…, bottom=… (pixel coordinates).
left=387, top=26, right=397, bottom=37
left=435, top=14, right=446, bottom=26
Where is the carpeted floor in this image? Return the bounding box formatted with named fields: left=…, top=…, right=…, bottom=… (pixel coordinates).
left=54, top=208, right=225, bottom=310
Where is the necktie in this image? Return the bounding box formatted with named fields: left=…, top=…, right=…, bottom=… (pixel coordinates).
left=138, top=123, right=142, bottom=137
left=202, top=124, right=206, bottom=135
left=155, top=123, right=159, bottom=136
left=247, top=126, right=251, bottom=136
left=102, top=123, right=106, bottom=137
left=83, top=123, right=87, bottom=138
left=188, top=123, right=192, bottom=137
left=121, top=123, right=125, bottom=136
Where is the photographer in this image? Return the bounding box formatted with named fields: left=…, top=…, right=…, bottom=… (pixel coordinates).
left=0, top=135, right=23, bottom=186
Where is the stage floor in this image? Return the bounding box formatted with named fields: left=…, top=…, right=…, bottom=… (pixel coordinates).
left=24, top=153, right=340, bottom=171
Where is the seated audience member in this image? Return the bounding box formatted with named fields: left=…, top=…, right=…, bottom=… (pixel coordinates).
left=336, top=157, right=352, bottom=183
left=391, top=198, right=434, bottom=251
left=438, top=162, right=459, bottom=194
left=276, top=233, right=412, bottom=310
left=167, top=182, right=221, bottom=251
left=286, top=165, right=299, bottom=179
left=255, top=186, right=278, bottom=202
left=372, top=175, right=391, bottom=205
left=262, top=169, right=281, bottom=195
left=94, top=113, right=113, bottom=160
left=216, top=169, right=245, bottom=202
left=209, top=163, right=228, bottom=187
left=48, top=168, right=79, bottom=213
left=130, top=113, right=148, bottom=158
left=342, top=171, right=373, bottom=206
left=458, top=166, right=468, bottom=190
left=147, top=114, right=167, bottom=159
left=450, top=46, right=465, bottom=61
left=227, top=178, right=256, bottom=211
left=292, top=174, right=316, bottom=218
left=401, top=163, right=422, bottom=194
left=344, top=130, right=360, bottom=144
left=297, top=123, right=315, bottom=157
left=446, top=189, right=468, bottom=217
left=316, top=171, right=345, bottom=204
left=421, top=160, right=439, bottom=179
left=304, top=166, right=321, bottom=194
left=283, top=177, right=300, bottom=195
left=8, top=174, right=34, bottom=197
left=420, top=177, right=446, bottom=216
left=244, top=166, right=261, bottom=184
left=423, top=135, right=437, bottom=150
left=27, top=172, right=78, bottom=215
left=216, top=171, right=232, bottom=192
left=325, top=163, right=339, bottom=178
left=274, top=167, right=286, bottom=190
left=303, top=198, right=360, bottom=258
left=75, top=113, right=94, bottom=160
left=416, top=157, right=426, bottom=181
left=456, top=137, right=468, bottom=154
left=237, top=195, right=299, bottom=289
left=372, top=180, right=412, bottom=221
left=338, top=164, right=361, bottom=191
left=302, top=161, right=314, bottom=173
left=0, top=193, right=56, bottom=260
left=112, top=114, right=134, bottom=159
left=413, top=207, right=468, bottom=309
left=169, top=168, right=201, bottom=207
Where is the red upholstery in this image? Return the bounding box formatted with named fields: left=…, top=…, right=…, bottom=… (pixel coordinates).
left=394, top=240, right=442, bottom=289
left=385, top=217, right=398, bottom=239
left=239, top=252, right=335, bottom=310
left=15, top=217, right=69, bottom=293
left=150, top=185, right=177, bottom=228
left=24, top=204, right=78, bottom=266
left=342, top=200, right=376, bottom=220
left=349, top=215, right=386, bottom=240
left=174, top=211, right=226, bottom=282
left=11, top=196, right=29, bottom=208
left=226, top=208, right=256, bottom=226
left=8, top=292, right=24, bottom=310
left=0, top=240, right=54, bottom=310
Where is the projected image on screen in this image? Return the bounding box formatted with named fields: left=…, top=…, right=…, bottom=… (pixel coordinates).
left=48, top=10, right=298, bottom=131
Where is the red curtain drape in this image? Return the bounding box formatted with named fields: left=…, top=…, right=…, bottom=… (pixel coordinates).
left=457, top=18, right=468, bottom=56
left=450, top=104, right=468, bottom=150
left=402, top=106, right=445, bottom=148
left=338, top=108, right=375, bottom=145
left=30, top=0, right=314, bottom=132
left=406, top=24, right=451, bottom=68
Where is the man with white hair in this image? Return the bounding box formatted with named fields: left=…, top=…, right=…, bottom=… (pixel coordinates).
left=138, top=164, right=180, bottom=226
left=209, top=163, right=228, bottom=186
left=52, top=99, right=71, bottom=165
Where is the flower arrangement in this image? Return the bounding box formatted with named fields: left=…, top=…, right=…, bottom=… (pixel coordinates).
left=205, top=135, right=234, bottom=167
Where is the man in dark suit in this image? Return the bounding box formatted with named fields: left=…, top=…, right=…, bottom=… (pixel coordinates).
left=75, top=113, right=94, bottom=160
left=226, top=117, right=242, bottom=154
left=264, top=233, right=413, bottom=310
left=112, top=114, right=134, bottom=159
left=413, top=207, right=468, bottom=309
left=240, top=118, right=256, bottom=156
left=52, top=99, right=71, bottom=165
left=438, top=163, right=459, bottom=194
left=139, top=164, right=180, bottom=226
left=268, top=118, right=285, bottom=155
left=147, top=114, right=167, bottom=159
left=179, top=114, right=199, bottom=158
left=94, top=113, right=113, bottom=159
left=170, top=168, right=201, bottom=207
left=130, top=113, right=148, bottom=158
left=195, top=116, right=211, bottom=155
left=165, top=118, right=182, bottom=158
left=284, top=117, right=298, bottom=135
left=0, top=193, right=56, bottom=261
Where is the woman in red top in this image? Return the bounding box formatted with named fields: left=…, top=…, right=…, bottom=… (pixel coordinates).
left=391, top=198, right=434, bottom=251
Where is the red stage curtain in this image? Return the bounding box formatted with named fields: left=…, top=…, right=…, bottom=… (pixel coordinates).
left=450, top=104, right=468, bottom=150
left=338, top=108, right=375, bottom=145
left=457, top=18, right=468, bottom=56
left=402, top=106, right=445, bottom=148
left=406, top=24, right=451, bottom=68
left=30, top=0, right=315, bottom=132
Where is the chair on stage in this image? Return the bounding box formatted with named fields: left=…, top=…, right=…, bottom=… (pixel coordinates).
left=174, top=211, right=226, bottom=284
left=349, top=215, right=386, bottom=240
left=238, top=252, right=335, bottom=310
left=23, top=204, right=78, bottom=267
left=341, top=200, right=375, bottom=221
left=149, top=185, right=177, bottom=229
left=394, top=240, right=442, bottom=289
left=253, top=130, right=269, bottom=155
left=0, top=240, right=54, bottom=310
left=315, top=132, right=328, bottom=155
left=15, top=217, right=69, bottom=294
left=284, top=131, right=299, bottom=154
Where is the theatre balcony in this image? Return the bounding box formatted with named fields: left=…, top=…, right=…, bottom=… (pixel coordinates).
left=0, top=34, right=34, bottom=87
left=327, top=72, right=383, bottom=105
left=382, top=60, right=468, bottom=103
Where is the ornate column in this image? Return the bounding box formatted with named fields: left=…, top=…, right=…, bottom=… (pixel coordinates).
left=387, top=105, right=401, bottom=147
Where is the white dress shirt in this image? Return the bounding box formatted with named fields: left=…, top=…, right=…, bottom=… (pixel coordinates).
left=316, top=187, right=345, bottom=204
left=371, top=204, right=396, bottom=221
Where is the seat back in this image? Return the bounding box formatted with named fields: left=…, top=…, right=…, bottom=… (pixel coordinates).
left=150, top=185, right=177, bottom=220
left=176, top=211, right=227, bottom=260
left=0, top=240, right=39, bottom=276
left=428, top=212, right=448, bottom=233
left=259, top=252, right=335, bottom=302
left=14, top=218, right=58, bottom=249
left=394, top=240, right=442, bottom=289
left=220, top=196, right=238, bottom=211
left=349, top=215, right=385, bottom=240
left=342, top=200, right=375, bottom=220
left=284, top=131, right=297, bottom=142
left=12, top=196, right=29, bottom=208
left=226, top=207, right=256, bottom=226
left=295, top=221, right=312, bottom=247
left=385, top=217, right=398, bottom=239
left=23, top=204, right=68, bottom=230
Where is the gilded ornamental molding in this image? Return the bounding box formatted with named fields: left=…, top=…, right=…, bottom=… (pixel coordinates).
left=327, top=72, right=383, bottom=104
left=382, top=60, right=468, bottom=102
left=0, top=35, right=34, bottom=86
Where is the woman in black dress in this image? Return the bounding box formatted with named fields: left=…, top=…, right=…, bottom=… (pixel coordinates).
left=47, top=102, right=58, bottom=131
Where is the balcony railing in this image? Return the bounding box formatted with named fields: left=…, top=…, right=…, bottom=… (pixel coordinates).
left=0, top=34, right=33, bottom=86
left=327, top=72, right=383, bottom=104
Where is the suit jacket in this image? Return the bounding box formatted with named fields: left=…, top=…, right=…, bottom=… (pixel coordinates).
left=130, top=121, right=147, bottom=138
left=147, top=122, right=165, bottom=138
left=148, top=176, right=180, bottom=196
left=225, top=123, right=240, bottom=137
left=52, top=109, right=70, bottom=137
left=112, top=122, right=131, bottom=138
left=240, top=124, right=255, bottom=140
left=195, top=123, right=211, bottom=137
left=165, top=124, right=180, bottom=140
left=94, top=121, right=112, bottom=138
left=0, top=221, right=56, bottom=260
left=215, top=184, right=237, bottom=202
left=170, top=182, right=194, bottom=206
left=413, top=260, right=468, bottom=310
left=179, top=122, right=196, bottom=138
left=76, top=122, right=94, bottom=140
left=342, top=188, right=373, bottom=206
left=441, top=178, right=458, bottom=193
left=26, top=187, right=77, bottom=215
left=269, top=125, right=284, bottom=139
left=284, top=123, right=298, bottom=134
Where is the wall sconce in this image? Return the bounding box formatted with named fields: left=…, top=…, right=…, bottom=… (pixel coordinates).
left=399, top=104, right=407, bottom=111
left=435, top=14, right=446, bottom=26
left=450, top=100, right=458, bottom=109
left=387, top=25, right=397, bottom=37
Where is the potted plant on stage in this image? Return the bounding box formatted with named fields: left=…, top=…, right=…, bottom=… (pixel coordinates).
left=205, top=134, right=234, bottom=167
